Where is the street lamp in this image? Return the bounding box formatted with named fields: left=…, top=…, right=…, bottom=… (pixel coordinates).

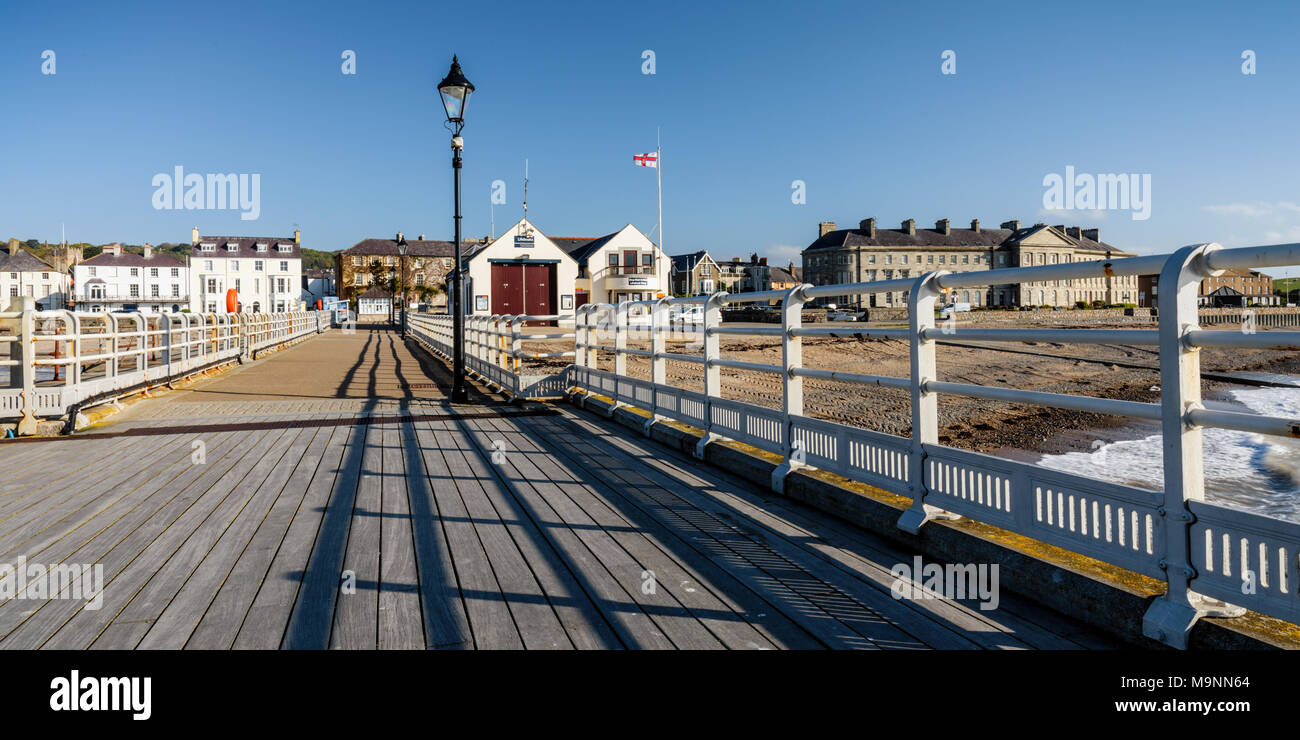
left=396, top=232, right=408, bottom=338
left=438, top=54, right=474, bottom=403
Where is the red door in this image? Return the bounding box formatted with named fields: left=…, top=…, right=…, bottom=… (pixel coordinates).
left=492, top=263, right=523, bottom=315
left=524, top=263, right=553, bottom=323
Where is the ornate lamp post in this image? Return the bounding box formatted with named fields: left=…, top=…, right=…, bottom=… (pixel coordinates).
left=438, top=55, right=474, bottom=403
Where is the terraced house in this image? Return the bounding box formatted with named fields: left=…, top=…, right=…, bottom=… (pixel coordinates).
left=75, top=243, right=186, bottom=313
left=802, top=218, right=1139, bottom=308
left=1, top=239, right=67, bottom=310
left=189, top=227, right=303, bottom=313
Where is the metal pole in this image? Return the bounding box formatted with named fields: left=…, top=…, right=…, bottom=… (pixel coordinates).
left=451, top=136, right=468, bottom=402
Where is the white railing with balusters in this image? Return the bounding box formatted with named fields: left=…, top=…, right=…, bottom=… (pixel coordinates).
left=0, top=303, right=330, bottom=430
left=407, top=241, right=1300, bottom=647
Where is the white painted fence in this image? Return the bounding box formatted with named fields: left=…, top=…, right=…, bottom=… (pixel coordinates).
left=0, top=303, right=329, bottom=431
left=409, top=241, right=1300, bottom=648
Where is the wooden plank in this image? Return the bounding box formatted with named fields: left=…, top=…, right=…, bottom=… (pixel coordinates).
left=436, top=419, right=621, bottom=650
left=394, top=418, right=472, bottom=649
left=137, top=421, right=327, bottom=648
left=279, top=414, right=370, bottom=649
left=2, top=427, right=274, bottom=649
left=0, top=428, right=253, bottom=643
left=472, top=416, right=804, bottom=650
left=89, top=424, right=305, bottom=649
left=426, top=419, right=673, bottom=650
left=328, top=419, right=383, bottom=650
left=236, top=412, right=358, bottom=649
left=377, top=422, right=424, bottom=649
left=527, top=414, right=930, bottom=649
left=412, top=419, right=521, bottom=649
left=184, top=413, right=344, bottom=649
left=433, top=420, right=572, bottom=650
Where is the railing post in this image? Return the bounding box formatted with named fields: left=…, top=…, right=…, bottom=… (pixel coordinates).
left=642, top=297, right=671, bottom=435
left=898, top=272, right=957, bottom=534
left=695, top=292, right=727, bottom=459
left=12, top=298, right=38, bottom=435
left=1143, top=242, right=1244, bottom=649
left=509, top=315, right=522, bottom=398
left=772, top=284, right=810, bottom=493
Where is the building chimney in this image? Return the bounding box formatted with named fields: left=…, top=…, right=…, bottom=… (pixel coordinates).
left=143, top=243, right=153, bottom=259
left=1000, top=220, right=1021, bottom=231
left=759, top=257, right=767, bottom=266
left=859, top=217, right=875, bottom=237
left=418, top=234, right=425, bottom=241
left=7, top=238, right=18, bottom=256
left=818, top=221, right=837, bottom=238
left=191, top=226, right=200, bottom=245
left=902, top=218, right=916, bottom=236
left=1065, top=226, right=1082, bottom=239
left=1081, top=228, right=1099, bottom=243
left=936, top=218, right=950, bottom=236
left=970, top=219, right=980, bottom=233
left=294, top=228, right=301, bottom=244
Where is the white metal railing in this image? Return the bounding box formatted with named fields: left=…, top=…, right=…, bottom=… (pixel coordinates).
left=414, top=241, right=1300, bottom=647
left=406, top=312, right=574, bottom=399
left=0, top=305, right=329, bottom=429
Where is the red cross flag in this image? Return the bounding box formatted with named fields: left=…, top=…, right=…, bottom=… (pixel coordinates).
left=633, top=152, right=658, bottom=168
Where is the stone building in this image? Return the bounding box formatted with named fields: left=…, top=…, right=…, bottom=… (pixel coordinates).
left=336, top=234, right=468, bottom=310
left=1140, top=268, right=1279, bottom=307
left=802, top=218, right=1139, bottom=308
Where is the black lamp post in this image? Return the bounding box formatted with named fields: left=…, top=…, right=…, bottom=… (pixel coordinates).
left=438, top=55, right=474, bottom=403
left=396, top=232, right=408, bottom=338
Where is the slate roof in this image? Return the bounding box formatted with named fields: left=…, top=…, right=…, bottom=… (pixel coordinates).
left=81, top=250, right=185, bottom=268
left=551, top=233, right=618, bottom=267
left=342, top=238, right=459, bottom=258
left=670, top=251, right=710, bottom=272
left=191, top=236, right=301, bottom=260
left=770, top=266, right=801, bottom=283
left=805, top=222, right=1129, bottom=255
left=0, top=249, right=55, bottom=272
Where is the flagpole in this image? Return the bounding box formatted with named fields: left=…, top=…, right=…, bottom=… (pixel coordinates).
left=657, top=127, right=663, bottom=253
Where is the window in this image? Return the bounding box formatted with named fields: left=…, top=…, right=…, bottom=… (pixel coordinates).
left=642, top=253, right=653, bottom=272
left=235, top=279, right=241, bottom=291
left=938, top=255, right=946, bottom=264
left=206, top=278, right=219, bottom=293
left=171, top=267, right=179, bottom=277
left=868, top=255, right=876, bottom=264
left=200, top=243, right=216, bottom=252
left=8, top=286, right=15, bottom=297
left=900, top=255, right=908, bottom=264
left=42, top=272, right=49, bottom=280
left=204, top=260, right=214, bottom=271
left=353, top=256, right=363, bottom=266
left=963, top=255, right=970, bottom=264
left=278, top=245, right=291, bottom=253
left=89, top=267, right=97, bottom=277
left=129, top=285, right=139, bottom=298
left=255, top=261, right=264, bottom=271
left=231, top=260, right=240, bottom=271
left=885, top=255, right=893, bottom=264
left=279, top=261, right=288, bottom=272
left=171, top=284, right=180, bottom=297
left=151, top=285, right=159, bottom=298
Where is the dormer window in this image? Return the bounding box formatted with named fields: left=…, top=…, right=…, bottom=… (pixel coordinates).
left=277, top=244, right=291, bottom=253
left=255, top=243, right=268, bottom=253
left=200, top=242, right=217, bottom=252
left=226, top=243, right=239, bottom=252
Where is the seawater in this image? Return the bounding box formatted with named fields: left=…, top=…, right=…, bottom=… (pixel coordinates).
left=1036, top=382, right=1300, bottom=521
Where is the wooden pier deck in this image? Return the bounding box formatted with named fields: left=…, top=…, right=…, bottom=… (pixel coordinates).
left=0, top=326, right=1118, bottom=649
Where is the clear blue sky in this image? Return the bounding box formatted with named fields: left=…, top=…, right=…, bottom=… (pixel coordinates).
left=2, top=0, right=1299, bottom=278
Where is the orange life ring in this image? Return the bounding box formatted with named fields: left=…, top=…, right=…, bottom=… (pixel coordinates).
left=225, top=289, right=239, bottom=313
left=316, top=298, right=323, bottom=310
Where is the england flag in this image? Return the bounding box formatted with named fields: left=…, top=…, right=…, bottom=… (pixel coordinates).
left=633, top=152, right=658, bottom=168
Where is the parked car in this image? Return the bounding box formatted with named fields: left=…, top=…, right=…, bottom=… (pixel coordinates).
left=939, top=302, right=971, bottom=318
